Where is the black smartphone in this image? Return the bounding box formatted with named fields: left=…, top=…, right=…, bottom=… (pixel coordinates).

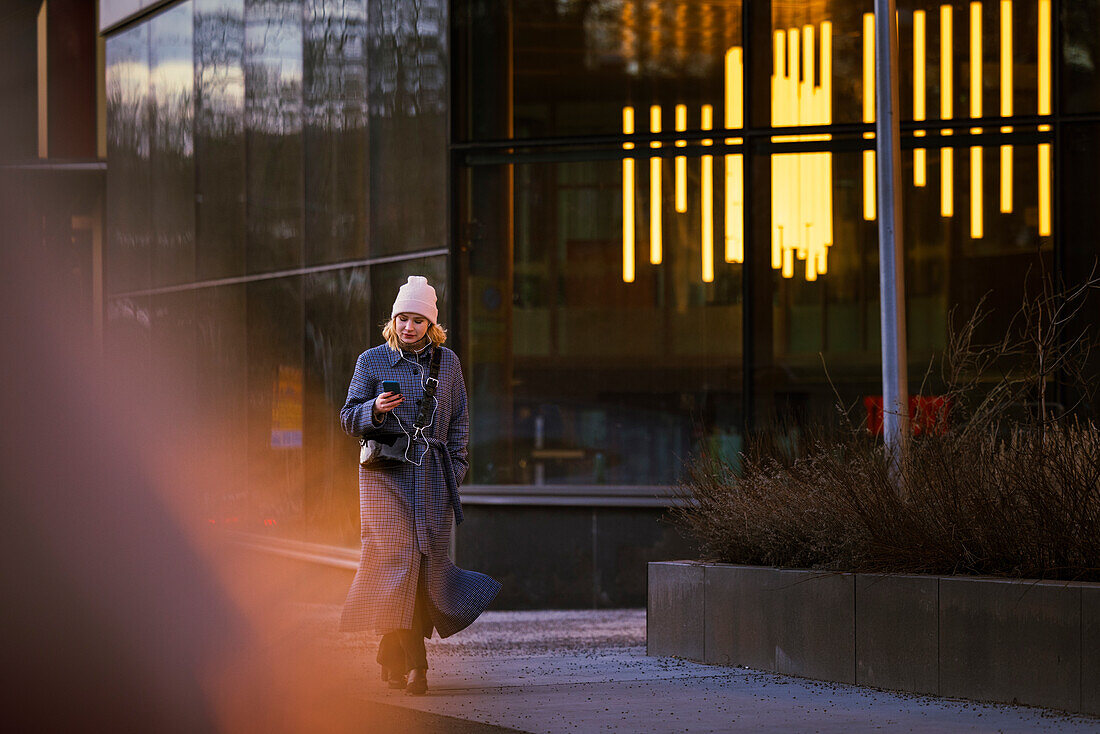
left=382, top=380, right=401, bottom=395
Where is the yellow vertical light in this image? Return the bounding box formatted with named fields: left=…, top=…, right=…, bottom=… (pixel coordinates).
left=863, top=13, right=876, bottom=221
left=675, top=104, right=688, bottom=213
left=800, top=24, right=814, bottom=269
left=970, top=2, right=982, bottom=122
left=914, top=10, right=927, bottom=187
left=772, top=30, right=785, bottom=271
left=701, top=104, right=715, bottom=283
left=650, top=104, right=662, bottom=265
left=818, top=21, right=833, bottom=279
left=1000, top=0, right=1013, bottom=213
left=863, top=13, right=875, bottom=125
left=941, top=4, right=955, bottom=218
left=1039, top=142, right=1052, bottom=236
left=971, top=148, right=984, bottom=238
left=724, top=46, right=744, bottom=263
left=622, top=107, right=635, bottom=283
left=1038, top=0, right=1051, bottom=117
left=788, top=27, right=802, bottom=262
left=970, top=1, right=983, bottom=239
left=1038, top=0, right=1052, bottom=236
left=782, top=243, right=795, bottom=279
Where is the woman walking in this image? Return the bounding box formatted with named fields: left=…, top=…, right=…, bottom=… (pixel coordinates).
left=339, top=276, right=500, bottom=695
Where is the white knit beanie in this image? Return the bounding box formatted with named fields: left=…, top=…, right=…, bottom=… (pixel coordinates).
left=391, top=275, right=439, bottom=324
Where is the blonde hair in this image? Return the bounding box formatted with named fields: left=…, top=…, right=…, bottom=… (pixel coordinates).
left=382, top=317, right=448, bottom=351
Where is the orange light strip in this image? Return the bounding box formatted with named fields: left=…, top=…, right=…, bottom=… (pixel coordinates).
left=701, top=104, right=714, bottom=283
left=970, top=2, right=983, bottom=239
left=914, top=10, right=927, bottom=187
left=724, top=46, right=744, bottom=263
left=941, top=4, right=954, bottom=218
left=1000, top=0, right=1013, bottom=213
left=650, top=105, right=662, bottom=265
left=622, top=107, right=635, bottom=283
left=863, top=12, right=876, bottom=221
left=1038, top=0, right=1052, bottom=236
left=675, top=104, right=688, bottom=213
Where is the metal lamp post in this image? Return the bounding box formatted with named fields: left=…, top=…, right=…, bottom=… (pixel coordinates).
left=874, top=0, right=910, bottom=476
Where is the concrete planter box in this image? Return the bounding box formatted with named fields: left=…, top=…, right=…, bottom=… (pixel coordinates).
left=648, top=561, right=1100, bottom=715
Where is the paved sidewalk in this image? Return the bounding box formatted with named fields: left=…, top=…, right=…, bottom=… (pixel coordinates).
left=312, top=607, right=1100, bottom=733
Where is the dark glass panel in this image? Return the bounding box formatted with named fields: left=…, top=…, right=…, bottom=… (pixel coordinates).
left=368, top=0, right=448, bottom=255
left=149, top=3, right=196, bottom=287
left=756, top=137, right=1051, bottom=430
left=1061, top=122, right=1100, bottom=418
left=303, top=267, right=371, bottom=544
left=194, top=284, right=250, bottom=523
left=105, top=23, right=151, bottom=295
left=304, top=0, right=369, bottom=265
left=195, top=0, right=247, bottom=280
left=146, top=288, right=201, bottom=469
left=244, top=0, right=303, bottom=273
left=246, top=276, right=305, bottom=529
left=457, top=0, right=742, bottom=142
left=370, top=255, right=448, bottom=332
left=460, top=158, right=743, bottom=486
left=105, top=296, right=153, bottom=395
left=1062, top=1, right=1100, bottom=114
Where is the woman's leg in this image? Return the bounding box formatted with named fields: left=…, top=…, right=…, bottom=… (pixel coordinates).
left=377, top=632, right=407, bottom=687
left=399, top=581, right=430, bottom=672
left=399, top=575, right=430, bottom=693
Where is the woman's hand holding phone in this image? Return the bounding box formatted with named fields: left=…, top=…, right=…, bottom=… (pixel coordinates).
left=374, top=381, right=404, bottom=417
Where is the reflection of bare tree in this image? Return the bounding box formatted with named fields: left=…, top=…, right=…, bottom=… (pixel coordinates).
left=305, top=1, right=368, bottom=261
left=150, top=4, right=196, bottom=285
left=370, top=0, right=446, bottom=116
left=305, top=0, right=367, bottom=130
left=245, top=0, right=304, bottom=272
left=196, top=0, right=246, bottom=138
left=303, top=268, right=372, bottom=543
left=245, top=0, right=303, bottom=136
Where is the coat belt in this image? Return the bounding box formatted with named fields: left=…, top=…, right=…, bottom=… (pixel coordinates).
left=421, top=437, right=464, bottom=525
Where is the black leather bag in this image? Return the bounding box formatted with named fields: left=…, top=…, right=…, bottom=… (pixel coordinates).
left=358, top=347, right=442, bottom=469
left=359, top=431, right=411, bottom=468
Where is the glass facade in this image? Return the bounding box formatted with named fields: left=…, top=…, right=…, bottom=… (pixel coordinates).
left=105, top=0, right=448, bottom=542
left=454, top=0, right=1093, bottom=491
left=104, top=0, right=1100, bottom=538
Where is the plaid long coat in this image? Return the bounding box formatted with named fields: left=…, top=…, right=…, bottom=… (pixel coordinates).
left=339, top=343, right=500, bottom=638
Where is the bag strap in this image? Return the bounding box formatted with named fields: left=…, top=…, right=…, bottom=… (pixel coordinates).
left=413, top=347, right=443, bottom=429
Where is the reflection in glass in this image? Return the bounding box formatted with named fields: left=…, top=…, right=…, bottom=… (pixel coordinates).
left=369, top=0, right=448, bottom=255
left=457, top=0, right=742, bottom=142
left=246, top=277, right=305, bottom=527
left=304, top=267, right=372, bottom=543
left=195, top=0, right=246, bottom=280
left=149, top=3, right=196, bottom=287
left=758, top=142, right=1051, bottom=428
left=245, top=0, right=303, bottom=273
left=106, top=22, right=151, bottom=295
left=194, top=285, right=249, bottom=524
left=304, top=0, right=368, bottom=265
left=1062, top=1, right=1100, bottom=114
left=462, top=160, right=742, bottom=486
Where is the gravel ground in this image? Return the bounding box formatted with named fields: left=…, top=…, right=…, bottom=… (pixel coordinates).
left=292, top=604, right=1100, bottom=734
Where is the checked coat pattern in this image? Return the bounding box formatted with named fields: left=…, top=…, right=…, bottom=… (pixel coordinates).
left=339, top=343, right=501, bottom=638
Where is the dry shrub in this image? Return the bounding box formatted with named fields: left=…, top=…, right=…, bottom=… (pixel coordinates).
left=673, top=268, right=1100, bottom=581
left=674, top=423, right=1100, bottom=580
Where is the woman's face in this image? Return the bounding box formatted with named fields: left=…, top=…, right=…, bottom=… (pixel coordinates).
left=395, top=313, right=430, bottom=343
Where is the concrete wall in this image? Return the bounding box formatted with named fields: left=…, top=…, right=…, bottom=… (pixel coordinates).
left=648, top=561, right=1100, bottom=715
